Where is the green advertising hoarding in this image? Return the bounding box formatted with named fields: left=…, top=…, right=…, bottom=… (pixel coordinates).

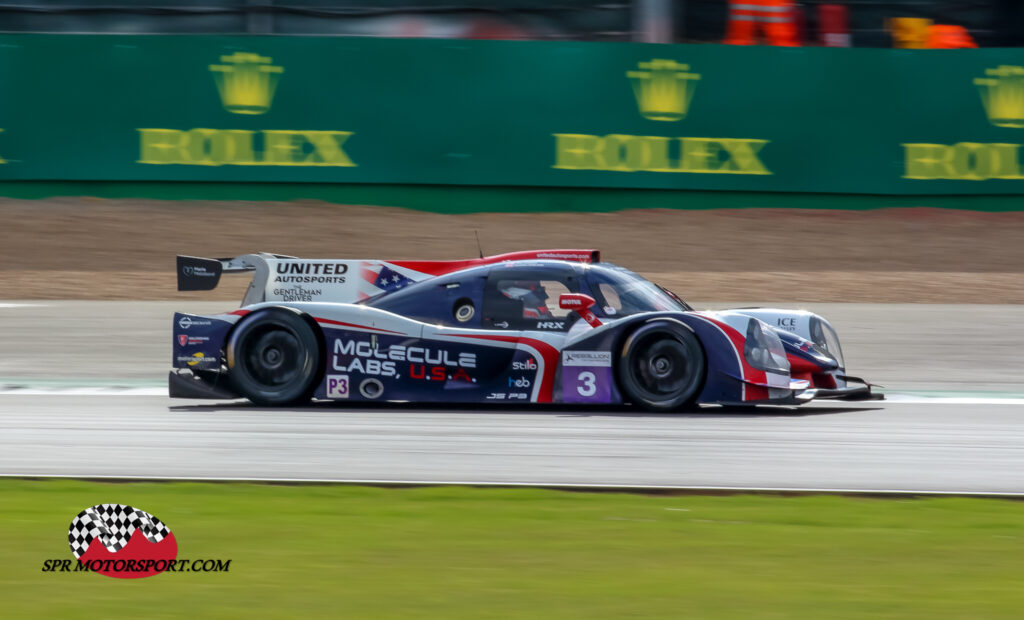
left=1, top=35, right=1024, bottom=194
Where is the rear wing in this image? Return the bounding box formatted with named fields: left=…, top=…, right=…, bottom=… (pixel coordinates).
left=177, top=249, right=600, bottom=306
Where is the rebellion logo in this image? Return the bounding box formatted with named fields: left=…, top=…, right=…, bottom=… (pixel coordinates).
left=138, top=52, right=356, bottom=168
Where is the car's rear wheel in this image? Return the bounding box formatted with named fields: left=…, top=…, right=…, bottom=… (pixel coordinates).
left=618, top=322, right=705, bottom=412
left=227, top=308, right=322, bottom=406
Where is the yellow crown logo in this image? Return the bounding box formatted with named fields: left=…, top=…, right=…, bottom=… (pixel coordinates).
left=627, top=59, right=700, bottom=122
left=209, top=52, right=284, bottom=115
left=975, top=65, right=1024, bottom=128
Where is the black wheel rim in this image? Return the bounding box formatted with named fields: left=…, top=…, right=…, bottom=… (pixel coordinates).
left=629, top=336, right=692, bottom=399
left=240, top=324, right=304, bottom=389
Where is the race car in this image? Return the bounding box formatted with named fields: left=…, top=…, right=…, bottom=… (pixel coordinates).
left=170, top=249, right=879, bottom=410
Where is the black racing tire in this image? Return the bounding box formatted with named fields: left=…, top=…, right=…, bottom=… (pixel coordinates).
left=226, top=308, right=322, bottom=406
left=617, top=321, right=706, bottom=412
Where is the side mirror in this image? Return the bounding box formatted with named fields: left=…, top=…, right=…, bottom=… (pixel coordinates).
left=558, top=293, right=602, bottom=328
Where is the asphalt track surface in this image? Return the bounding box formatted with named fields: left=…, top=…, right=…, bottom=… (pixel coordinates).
left=2, top=301, right=1023, bottom=493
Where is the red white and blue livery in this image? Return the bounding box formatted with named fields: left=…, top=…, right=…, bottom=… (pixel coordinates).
left=170, top=249, right=878, bottom=410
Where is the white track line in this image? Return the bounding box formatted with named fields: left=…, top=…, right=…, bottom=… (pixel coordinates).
left=0, top=473, right=1022, bottom=497
left=882, top=395, right=1024, bottom=405
left=0, top=386, right=167, bottom=396
left=2, top=385, right=1024, bottom=405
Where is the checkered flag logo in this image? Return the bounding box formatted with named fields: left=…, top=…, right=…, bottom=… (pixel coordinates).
left=68, top=503, right=170, bottom=560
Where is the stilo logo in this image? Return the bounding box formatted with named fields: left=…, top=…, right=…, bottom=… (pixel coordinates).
left=68, top=504, right=178, bottom=579
left=178, top=334, right=188, bottom=346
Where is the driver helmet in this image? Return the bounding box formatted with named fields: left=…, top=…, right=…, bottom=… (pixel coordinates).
left=499, top=280, right=551, bottom=317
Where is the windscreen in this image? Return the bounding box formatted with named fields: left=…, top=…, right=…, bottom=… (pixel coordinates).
left=586, top=266, right=689, bottom=317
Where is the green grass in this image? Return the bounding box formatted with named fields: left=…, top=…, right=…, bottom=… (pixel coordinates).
left=3, top=480, right=1024, bottom=619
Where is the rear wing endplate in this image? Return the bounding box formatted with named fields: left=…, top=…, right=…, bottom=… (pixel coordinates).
left=177, top=253, right=295, bottom=306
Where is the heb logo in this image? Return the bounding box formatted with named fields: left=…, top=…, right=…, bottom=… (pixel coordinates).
left=67, top=504, right=178, bottom=579
left=508, top=376, right=531, bottom=388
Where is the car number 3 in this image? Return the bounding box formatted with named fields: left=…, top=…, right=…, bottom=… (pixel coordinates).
left=576, top=371, right=597, bottom=397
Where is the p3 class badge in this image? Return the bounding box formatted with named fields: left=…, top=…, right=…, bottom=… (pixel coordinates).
left=326, top=375, right=350, bottom=398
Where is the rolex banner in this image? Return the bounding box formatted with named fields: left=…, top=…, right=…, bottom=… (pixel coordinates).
left=1, top=35, right=1024, bottom=194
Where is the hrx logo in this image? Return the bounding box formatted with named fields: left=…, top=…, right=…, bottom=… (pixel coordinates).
left=536, top=321, right=564, bottom=330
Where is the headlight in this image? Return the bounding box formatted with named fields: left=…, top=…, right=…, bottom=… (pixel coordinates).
left=809, top=316, right=845, bottom=368
left=744, top=319, right=789, bottom=375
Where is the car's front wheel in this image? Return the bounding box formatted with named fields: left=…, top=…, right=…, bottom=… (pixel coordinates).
left=226, top=308, right=322, bottom=406
left=618, top=321, right=706, bottom=412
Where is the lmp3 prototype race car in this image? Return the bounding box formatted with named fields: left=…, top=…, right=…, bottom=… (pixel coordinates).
left=170, top=249, right=878, bottom=411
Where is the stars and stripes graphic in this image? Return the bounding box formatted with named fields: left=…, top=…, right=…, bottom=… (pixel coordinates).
left=371, top=265, right=415, bottom=292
